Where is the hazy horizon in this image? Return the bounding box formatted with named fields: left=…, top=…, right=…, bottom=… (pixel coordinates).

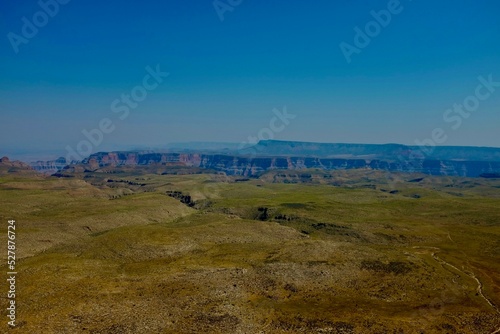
left=1, top=0, right=500, bottom=160
left=4, top=138, right=500, bottom=163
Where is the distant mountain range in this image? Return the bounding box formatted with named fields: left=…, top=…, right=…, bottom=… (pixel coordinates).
left=232, top=140, right=500, bottom=162
left=36, top=140, right=500, bottom=178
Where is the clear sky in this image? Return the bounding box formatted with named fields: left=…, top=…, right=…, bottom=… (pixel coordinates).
left=1, top=0, right=499, bottom=160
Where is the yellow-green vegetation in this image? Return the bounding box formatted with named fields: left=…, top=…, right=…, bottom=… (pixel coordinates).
left=1, top=167, right=499, bottom=333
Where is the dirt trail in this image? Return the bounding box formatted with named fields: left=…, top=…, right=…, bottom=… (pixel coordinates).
left=443, top=231, right=500, bottom=333
left=412, top=246, right=500, bottom=333
left=431, top=252, right=499, bottom=314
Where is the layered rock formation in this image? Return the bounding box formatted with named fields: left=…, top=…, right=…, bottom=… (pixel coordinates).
left=79, top=151, right=500, bottom=178
left=0, top=156, right=35, bottom=175
left=30, top=157, right=68, bottom=174
left=24, top=140, right=500, bottom=177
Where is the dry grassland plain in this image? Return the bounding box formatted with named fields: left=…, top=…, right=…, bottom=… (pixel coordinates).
left=1, top=165, right=499, bottom=333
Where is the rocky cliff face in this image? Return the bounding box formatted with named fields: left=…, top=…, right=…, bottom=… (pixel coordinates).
left=30, top=157, right=68, bottom=174
left=0, top=156, right=36, bottom=175
left=80, top=151, right=500, bottom=178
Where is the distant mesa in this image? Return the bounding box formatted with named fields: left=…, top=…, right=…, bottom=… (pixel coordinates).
left=479, top=173, right=500, bottom=179
left=30, top=157, right=68, bottom=175
left=18, top=140, right=500, bottom=178
left=239, top=140, right=500, bottom=162
left=0, top=156, right=34, bottom=174
left=60, top=146, right=500, bottom=178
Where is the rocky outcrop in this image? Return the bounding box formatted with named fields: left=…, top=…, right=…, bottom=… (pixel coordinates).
left=0, top=156, right=35, bottom=174
left=30, top=157, right=68, bottom=174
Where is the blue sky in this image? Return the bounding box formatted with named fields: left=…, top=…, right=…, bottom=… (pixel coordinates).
left=1, top=0, right=499, bottom=159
